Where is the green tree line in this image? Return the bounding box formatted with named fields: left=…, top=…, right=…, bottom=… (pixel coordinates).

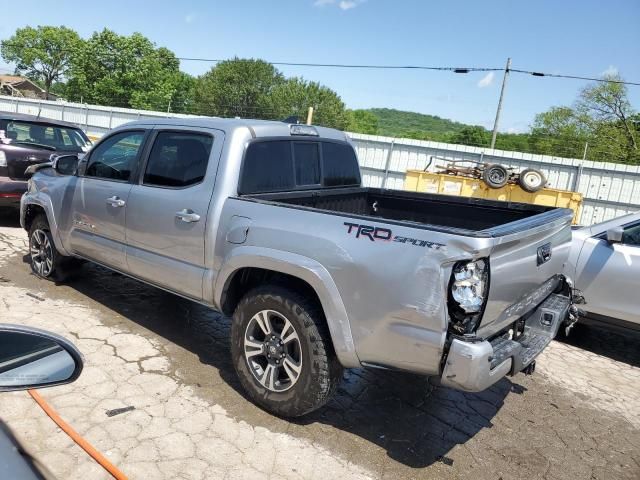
left=2, top=26, right=638, bottom=164
left=1, top=26, right=350, bottom=129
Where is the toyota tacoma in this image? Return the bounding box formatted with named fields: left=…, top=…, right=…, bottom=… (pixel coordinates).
left=21, top=118, right=575, bottom=417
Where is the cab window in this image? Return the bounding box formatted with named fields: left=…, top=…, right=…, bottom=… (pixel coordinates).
left=239, top=140, right=360, bottom=194
left=143, top=131, right=213, bottom=188
left=85, top=131, right=145, bottom=182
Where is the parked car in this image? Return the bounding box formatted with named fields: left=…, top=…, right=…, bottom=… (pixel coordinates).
left=567, top=212, right=640, bottom=331
left=21, top=118, right=575, bottom=417
left=0, top=113, right=91, bottom=211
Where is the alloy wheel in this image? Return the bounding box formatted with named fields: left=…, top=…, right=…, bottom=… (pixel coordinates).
left=30, top=229, right=53, bottom=277
left=243, top=309, right=303, bottom=392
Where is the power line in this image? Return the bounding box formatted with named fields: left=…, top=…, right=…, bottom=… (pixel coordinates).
left=176, top=57, right=640, bottom=86
left=177, top=58, right=502, bottom=73
left=509, top=69, right=640, bottom=87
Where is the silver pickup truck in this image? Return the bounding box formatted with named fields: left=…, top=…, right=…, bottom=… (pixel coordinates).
left=20, top=118, right=575, bottom=417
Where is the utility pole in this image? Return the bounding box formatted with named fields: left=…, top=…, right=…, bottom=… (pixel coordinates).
left=306, top=106, right=314, bottom=125
left=582, top=142, right=588, bottom=160
left=491, top=57, right=511, bottom=149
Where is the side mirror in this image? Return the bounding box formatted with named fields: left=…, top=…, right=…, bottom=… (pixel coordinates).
left=606, top=226, right=624, bottom=244
left=52, top=154, right=80, bottom=176
left=0, top=324, right=83, bottom=392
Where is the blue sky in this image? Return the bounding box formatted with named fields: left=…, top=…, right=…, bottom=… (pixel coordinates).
left=2, top=0, right=639, bottom=132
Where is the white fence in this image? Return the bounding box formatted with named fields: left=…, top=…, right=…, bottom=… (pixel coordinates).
left=2, top=95, right=639, bottom=225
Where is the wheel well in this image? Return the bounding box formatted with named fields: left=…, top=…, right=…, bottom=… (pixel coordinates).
left=23, top=204, right=47, bottom=231
left=221, top=267, right=323, bottom=317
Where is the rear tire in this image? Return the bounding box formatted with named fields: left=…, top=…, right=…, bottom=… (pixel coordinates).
left=230, top=285, right=343, bottom=417
left=28, top=214, right=77, bottom=281
left=482, top=164, right=509, bottom=189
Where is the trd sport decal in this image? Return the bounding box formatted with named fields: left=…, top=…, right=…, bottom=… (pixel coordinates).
left=343, top=222, right=445, bottom=250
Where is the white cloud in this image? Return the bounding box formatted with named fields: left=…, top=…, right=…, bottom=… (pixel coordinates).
left=339, top=0, right=358, bottom=9
left=314, top=0, right=366, bottom=9
left=477, top=72, right=495, bottom=88
left=184, top=13, right=196, bottom=23
left=602, top=65, right=618, bottom=77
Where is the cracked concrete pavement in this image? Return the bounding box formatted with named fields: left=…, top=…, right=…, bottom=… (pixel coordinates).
left=0, top=213, right=639, bottom=480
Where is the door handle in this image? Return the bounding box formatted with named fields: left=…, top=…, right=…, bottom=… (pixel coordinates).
left=175, top=209, right=200, bottom=223
left=106, top=196, right=126, bottom=207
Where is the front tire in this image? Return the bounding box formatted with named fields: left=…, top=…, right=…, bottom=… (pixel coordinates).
left=28, top=214, right=72, bottom=281
left=231, top=286, right=343, bottom=417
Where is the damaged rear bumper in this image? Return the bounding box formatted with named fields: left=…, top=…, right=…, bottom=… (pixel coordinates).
left=440, top=293, right=570, bottom=392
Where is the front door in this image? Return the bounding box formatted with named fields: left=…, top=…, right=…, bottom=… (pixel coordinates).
left=575, top=220, right=640, bottom=323
left=124, top=127, right=222, bottom=300
left=68, top=130, right=147, bottom=271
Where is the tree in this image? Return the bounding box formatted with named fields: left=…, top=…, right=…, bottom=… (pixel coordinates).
left=530, top=76, right=639, bottom=163
left=577, top=74, right=637, bottom=151
left=193, top=58, right=283, bottom=118
left=0, top=26, right=81, bottom=98
left=449, top=126, right=491, bottom=147
left=530, top=107, right=589, bottom=158
left=346, top=109, right=378, bottom=134
left=66, top=29, right=183, bottom=110
left=271, top=77, right=348, bottom=129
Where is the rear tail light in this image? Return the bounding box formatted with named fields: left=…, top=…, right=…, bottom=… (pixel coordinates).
left=448, top=258, right=490, bottom=334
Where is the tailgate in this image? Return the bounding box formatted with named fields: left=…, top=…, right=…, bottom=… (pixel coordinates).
left=476, top=208, right=573, bottom=338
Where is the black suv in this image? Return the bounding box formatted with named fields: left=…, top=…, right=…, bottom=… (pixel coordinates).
left=0, top=113, right=91, bottom=210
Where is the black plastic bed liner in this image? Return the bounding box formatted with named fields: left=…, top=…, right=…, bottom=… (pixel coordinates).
left=246, top=187, right=557, bottom=232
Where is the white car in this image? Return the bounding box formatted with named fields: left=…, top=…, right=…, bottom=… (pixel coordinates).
left=568, top=212, right=640, bottom=330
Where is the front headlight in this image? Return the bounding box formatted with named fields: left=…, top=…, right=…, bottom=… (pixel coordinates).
left=451, top=259, right=488, bottom=313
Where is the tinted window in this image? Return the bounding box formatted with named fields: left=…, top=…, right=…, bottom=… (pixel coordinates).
left=240, top=140, right=360, bottom=194
left=322, top=142, right=360, bottom=187
left=240, top=141, right=294, bottom=194
left=294, top=142, right=320, bottom=186
left=85, top=131, right=144, bottom=181
left=622, top=223, right=640, bottom=246
left=143, top=132, right=213, bottom=188
left=6, top=120, right=91, bottom=153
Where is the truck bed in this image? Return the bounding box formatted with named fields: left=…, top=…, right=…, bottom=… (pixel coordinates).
left=245, top=187, right=565, bottom=237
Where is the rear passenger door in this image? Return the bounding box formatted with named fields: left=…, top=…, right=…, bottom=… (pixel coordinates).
left=125, top=127, right=223, bottom=300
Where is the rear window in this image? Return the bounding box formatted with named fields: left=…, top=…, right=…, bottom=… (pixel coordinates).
left=294, top=142, right=320, bottom=186
left=322, top=142, right=361, bottom=187
left=4, top=120, right=91, bottom=152
left=240, top=141, right=294, bottom=194
left=239, top=140, right=360, bottom=194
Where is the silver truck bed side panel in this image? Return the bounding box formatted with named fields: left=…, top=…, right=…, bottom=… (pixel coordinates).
left=215, top=197, right=493, bottom=374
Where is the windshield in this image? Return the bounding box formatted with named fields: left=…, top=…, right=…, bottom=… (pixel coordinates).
left=4, top=120, right=91, bottom=153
